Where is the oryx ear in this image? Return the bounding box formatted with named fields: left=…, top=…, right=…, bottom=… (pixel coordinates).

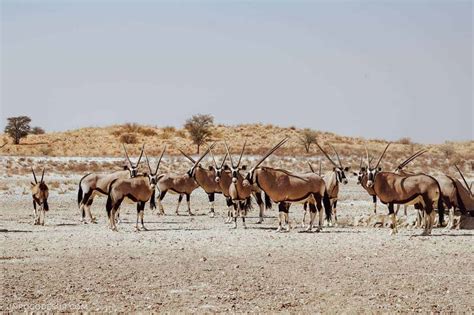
left=344, top=166, right=350, bottom=171
left=333, top=167, right=337, bottom=171
left=241, top=165, right=247, bottom=170
left=208, top=165, right=213, bottom=171
left=223, top=165, right=230, bottom=170
left=31, top=182, right=35, bottom=186
left=352, top=172, right=358, bottom=177
left=377, top=167, right=382, bottom=171
left=123, top=165, right=128, bottom=170
left=361, top=167, right=366, bottom=171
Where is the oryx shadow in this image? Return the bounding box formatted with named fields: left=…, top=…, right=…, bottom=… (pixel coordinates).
left=0, top=229, right=33, bottom=233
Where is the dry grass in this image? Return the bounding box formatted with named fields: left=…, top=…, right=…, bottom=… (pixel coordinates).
left=0, top=124, right=472, bottom=175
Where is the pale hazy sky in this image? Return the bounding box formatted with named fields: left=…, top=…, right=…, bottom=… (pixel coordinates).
left=1, top=0, right=472, bottom=143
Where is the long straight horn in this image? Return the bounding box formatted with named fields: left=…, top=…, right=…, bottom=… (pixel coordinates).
left=221, top=153, right=228, bottom=168
left=224, top=141, right=235, bottom=168
left=209, top=148, right=218, bottom=168
left=454, top=165, right=472, bottom=195
left=251, top=137, right=288, bottom=171
left=155, top=146, right=166, bottom=174
left=329, top=144, right=343, bottom=168
left=191, top=142, right=215, bottom=172
left=308, top=162, right=315, bottom=173
left=145, top=152, right=152, bottom=173
left=237, top=140, right=247, bottom=167
left=135, top=144, right=145, bottom=166
left=319, top=158, right=322, bottom=176
left=122, top=143, right=132, bottom=166
left=359, top=156, right=363, bottom=169
left=40, top=168, right=45, bottom=183
left=375, top=142, right=391, bottom=169
left=365, top=145, right=370, bottom=168
left=178, top=148, right=196, bottom=164
left=31, top=168, right=38, bottom=184
left=396, top=149, right=428, bottom=171
left=315, top=142, right=338, bottom=168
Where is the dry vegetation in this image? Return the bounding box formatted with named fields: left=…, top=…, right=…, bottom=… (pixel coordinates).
left=0, top=124, right=472, bottom=175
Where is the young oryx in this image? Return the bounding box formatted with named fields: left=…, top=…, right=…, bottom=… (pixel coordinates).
left=312, top=142, right=350, bottom=226
left=361, top=143, right=445, bottom=236
left=31, top=168, right=49, bottom=225
left=77, top=144, right=144, bottom=223
left=156, top=144, right=214, bottom=216
left=243, top=138, right=332, bottom=232
left=106, top=147, right=165, bottom=231
left=178, top=147, right=225, bottom=217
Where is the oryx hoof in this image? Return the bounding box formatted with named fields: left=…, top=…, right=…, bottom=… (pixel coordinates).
left=209, top=212, right=215, bottom=218
left=256, top=219, right=263, bottom=224
left=390, top=229, right=398, bottom=235
left=189, top=212, right=195, bottom=216
left=276, top=227, right=282, bottom=232
left=141, top=226, right=148, bottom=231
left=134, top=226, right=141, bottom=232
left=91, top=217, right=98, bottom=224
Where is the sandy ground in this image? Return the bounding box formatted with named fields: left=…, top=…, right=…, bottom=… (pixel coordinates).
left=1, top=173, right=473, bottom=313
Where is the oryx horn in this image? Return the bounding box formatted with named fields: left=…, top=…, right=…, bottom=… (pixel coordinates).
left=454, top=164, right=472, bottom=195
left=31, top=168, right=38, bottom=184
left=315, top=142, right=338, bottom=168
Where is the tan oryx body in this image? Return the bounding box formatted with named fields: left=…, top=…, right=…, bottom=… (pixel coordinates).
left=304, top=143, right=349, bottom=227
left=178, top=148, right=226, bottom=217
left=156, top=145, right=214, bottom=216
left=106, top=147, right=165, bottom=231
left=77, top=144, right=144, bottom=223
left=241, top=138, right=332, bottom=232
left=31, top=168, right=49, bottom=225
left=362, top=143, right=445, bottom=235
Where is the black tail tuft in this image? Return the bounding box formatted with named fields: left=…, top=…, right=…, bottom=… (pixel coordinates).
left=323, top=191, right=332, bottom=221
left=106, top=195, right=113, bottom=218
left=264, top=193, right=272, bottom=210
left=437, top=192, right=445, bottom=227
left=78, top=185, right=83, bottom=206
left=43, top=199, right=49, bottom=211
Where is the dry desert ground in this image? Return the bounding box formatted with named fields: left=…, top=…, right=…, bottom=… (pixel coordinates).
left=1, top=156, right=473, bottom=313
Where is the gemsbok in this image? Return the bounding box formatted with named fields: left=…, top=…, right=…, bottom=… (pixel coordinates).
left=178, top=147, right=226, bottom=217
left=213, top=146, right=269, bottom=224
left=77, top=144, right=144, bottom=223
left=106, top=147, right=165, bottom=231
left=156, top=144, right=214, bottom=216
left=31, top=168, right=49, bottom=225
left=362, top=143, right=445, bottom=235
left=242, top=138, right=332, bottom=232
left=310, top=142, right=350, bottom=226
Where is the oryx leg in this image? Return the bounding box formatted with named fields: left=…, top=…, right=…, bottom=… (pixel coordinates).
left=255, top=192, right=264, bottom=224
left=208, top=193, right=215, bottom=217
left=85, top=197, right=97, bottom=223
left=285, top=203, right=291, bottom=231
left=276, top=202, right=286, bottom=232
left=136, top=201, right=147, bottom=231
left=316, top=197, right=324, bottom=231
left=302, top=202, right=308, bottom=228
left=404, top=205, right=408, bottom=216
left=233, top=202, right=239, bottom=229
left=157, top=190, right=167, bottom=215
left=446, top=207, right=454, bottom=230
left=225, top=197, right=233, bottom=223
left=242, top=200, right=249, bottom=229
left=175, top=194, right=183, bottom=215
left=333, top=200, right=338, bottom=226
left=388, top=203, right=398, bottom=235
left=40, top=206, right=45, bottom=225
left=306, top=202, right=317, bottom=232
left=110, top=198, right=123, bottom=231
left=186, top=193, right=194, bottom=216
left=373, top=195, right=377, bottom=214
left=33, top=200, right=39, bottom=225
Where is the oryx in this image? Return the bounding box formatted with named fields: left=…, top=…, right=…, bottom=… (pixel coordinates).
left=309, top=142, right=350, bottom=226
left=156, top=144, right=214, bottom=216
left=242, top=138, right=332, bottom=232
left=77, top=144, right=144, bottom=223
left=361, top=143, right=445, bottom=235
left=106, top=147, right=165, bottom=231
left=178, top=147, right=226, bottom=217
left=31, top=168, right=49, bottom=225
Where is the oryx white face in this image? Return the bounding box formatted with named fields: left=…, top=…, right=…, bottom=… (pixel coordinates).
left=128, top=165, right=139, bottom=178
left=366, top=167, right=381, bottom=188
left=353, top=167, right=366, bottom=185
left=148, top=173, right=159, bottom=189
left=334, top=166, right=350, bottom=185
left=214, top=164, right=228, bottom=183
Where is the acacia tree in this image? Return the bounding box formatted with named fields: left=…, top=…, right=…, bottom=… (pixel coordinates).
left=4, top=116, right=32, bottom=144
left=299, top=128, right=318, bottom=153
left=184, top=114, right=214, bottom=154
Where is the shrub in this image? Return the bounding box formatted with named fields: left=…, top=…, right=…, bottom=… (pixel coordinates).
left=120, top=133, right=138, bottom=144
left=31, top=127, right=46, bottom=135
left=397, top=137, right=412, bottom=145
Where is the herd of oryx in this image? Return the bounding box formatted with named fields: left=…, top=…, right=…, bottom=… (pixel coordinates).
left=29, top=138, right=473, bottom=235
